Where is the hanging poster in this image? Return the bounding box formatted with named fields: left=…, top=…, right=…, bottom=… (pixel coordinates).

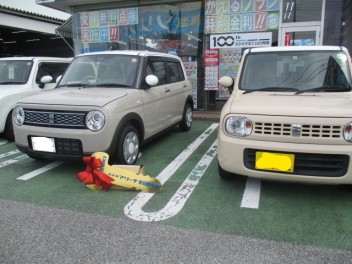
left=79, top=8, right=138, bottom=44
left=183, top=60, right=198, bottom=109
left=218, top=48, right=242, bottom=98
left=204, top=49, right=219, bottom=90
left=204, top=0, right=279, bottom=34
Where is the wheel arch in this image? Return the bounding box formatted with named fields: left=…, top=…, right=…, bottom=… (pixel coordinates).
left=185, top=95, right=194, bottom=109
left=0, top=107, right=13, bottom=133
left=107, top=112, right=144, bottom=157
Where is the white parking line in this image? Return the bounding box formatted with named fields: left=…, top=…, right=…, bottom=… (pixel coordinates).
left=124, top=123, right=219, bottom=222
left=241, top=178, right=261, bottom=209
left=0, top=154, right=28, bottom=169
left=126, top=140, right=217, bottom=222
left=0, top=149, right=21, bottom=159
left=17, top=161, right=64, bottom=181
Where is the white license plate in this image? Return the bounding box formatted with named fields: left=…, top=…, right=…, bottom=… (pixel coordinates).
left=31, top=137, right=56, bottom=153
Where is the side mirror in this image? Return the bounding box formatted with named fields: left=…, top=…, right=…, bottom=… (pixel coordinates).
left=219, top=76, right=234, bottom=94
left=39, top=75, right=53, bottom=88
left=145, top=75, right=159, bottom=87
left=56, top=75, right=62, bottom=83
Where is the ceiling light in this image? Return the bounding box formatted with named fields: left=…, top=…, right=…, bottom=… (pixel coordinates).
left=3, top=41, right=16, bottom=44
left=25, top=39, right=40, bottom=42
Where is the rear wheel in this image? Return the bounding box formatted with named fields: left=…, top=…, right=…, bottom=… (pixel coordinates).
left=4, top=112, right=14, bottom=141
left=180, top=103, right=192, bottom=131
left=115, top=124, right=140, bottom=164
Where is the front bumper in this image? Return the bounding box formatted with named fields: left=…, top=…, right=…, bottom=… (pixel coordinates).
left=14, top=124, right=116, bottom=160
left=217, top=130, right=352, bottom=184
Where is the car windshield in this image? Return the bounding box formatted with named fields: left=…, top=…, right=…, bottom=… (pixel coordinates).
left=0, top=60, right=33, bottom=85
left=57, top=54, right=140, bottom=88
left=240, top=50, right=352, bottom=93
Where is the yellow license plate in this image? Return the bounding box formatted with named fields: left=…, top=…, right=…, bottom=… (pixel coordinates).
left=255, top=151, right=295, bottom=173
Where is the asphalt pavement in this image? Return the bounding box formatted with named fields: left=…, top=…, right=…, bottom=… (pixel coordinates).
left=2, top=199, right=352, bottom=264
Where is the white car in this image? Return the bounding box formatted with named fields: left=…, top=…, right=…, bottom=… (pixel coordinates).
left=13, top=51, right=193, bottom=164
left=0, top=57, right=71, bottom=140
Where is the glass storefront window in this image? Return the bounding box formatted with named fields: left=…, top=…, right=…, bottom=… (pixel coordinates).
left=71, top=2, right=202, bottom=57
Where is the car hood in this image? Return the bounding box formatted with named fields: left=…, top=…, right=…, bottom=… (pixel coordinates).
left=0, top=84, right=29, bottom=98
left=17, top=87, right=128, bottom=107
left=230, top=92, right=352, bottom=118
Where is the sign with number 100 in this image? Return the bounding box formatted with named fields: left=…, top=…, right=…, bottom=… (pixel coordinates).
left=210, top=32, right=272, bottom=49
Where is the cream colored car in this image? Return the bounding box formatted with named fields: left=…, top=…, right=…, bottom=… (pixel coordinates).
left=218, top=46, right=352, bottom=184
left=13, top=51, right=193, bottom=164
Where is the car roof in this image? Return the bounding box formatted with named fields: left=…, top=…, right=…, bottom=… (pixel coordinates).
left=75, top=50, right=181, bottom=60
left=0, top=57, right=72, bottom=61
left=247, top=45, right=347, bottom=53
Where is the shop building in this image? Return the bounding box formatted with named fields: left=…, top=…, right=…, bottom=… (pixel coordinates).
left=37, top=0, right=352, bottom=111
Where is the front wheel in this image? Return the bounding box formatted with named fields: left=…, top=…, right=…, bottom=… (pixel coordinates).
left=115, top=124, right=140, bottom=165
left=179, top=103, right=192, bottom=131
left=218, top=162, right=236, bottom=180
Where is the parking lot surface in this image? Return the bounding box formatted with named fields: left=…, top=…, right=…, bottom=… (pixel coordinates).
left=1, top=120, right=352, bottom=263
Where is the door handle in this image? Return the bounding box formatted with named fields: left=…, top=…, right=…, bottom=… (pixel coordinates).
left=164, top=87, right=170, bottom=93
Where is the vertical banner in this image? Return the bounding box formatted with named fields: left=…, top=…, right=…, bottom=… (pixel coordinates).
left=183, top=60, right=198, bottom=109
left=218, top=48, right=242, bottom=98
left=204, top=49, right=219, bottom=90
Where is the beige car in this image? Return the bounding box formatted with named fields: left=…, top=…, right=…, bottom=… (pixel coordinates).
left=218, top=46, right=352, bottom=184
left=13, top=51, right=193, bottom=164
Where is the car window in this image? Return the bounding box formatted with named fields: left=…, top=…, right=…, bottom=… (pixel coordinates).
left=35, top=62, right=70, bottom=84
left=240, top=51, right=352, bottom=92
left=166, top=61, right=185, bottom=83
left=145, top=60, right=166, bottom=85
left=59, top=54, right=139, bottom=87
left=0, top=60, right=33, bottom=84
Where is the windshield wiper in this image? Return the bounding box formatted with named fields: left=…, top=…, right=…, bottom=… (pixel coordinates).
left=56, top=83, right=85, bottom=88
left=56, top=83, right=131, bottom=88
left=242, top=87, right=299, bottom=94
left=295, top=86, right=351, bottom=94
left=82, top=82, right=131, bottom=88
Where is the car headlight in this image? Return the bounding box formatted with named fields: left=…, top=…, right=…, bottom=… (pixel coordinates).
left=86, top=111, right=105, bottom=131
left=343, top=122, right=352, bottom=142
left=225, top=116, right=252, bottom=136
left=13, top=107, right=25, bottom=126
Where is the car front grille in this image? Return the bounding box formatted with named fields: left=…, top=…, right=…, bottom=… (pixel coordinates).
left=253, top=122, right=341, bottom=138
left=244, top=148, right=349, bottom=177
left=24, top=109, right=86, bottom=128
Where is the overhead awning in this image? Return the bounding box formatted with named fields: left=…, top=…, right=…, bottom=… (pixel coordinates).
left=55, top=16, right=74, bottom=51
left=55, top=16, right=72, bottom=38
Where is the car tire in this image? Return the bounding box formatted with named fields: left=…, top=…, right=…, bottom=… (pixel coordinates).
left=4, top=112, right=14, bottom=141
left=179, top=102, right=192, bottom=131
left=218, top=162, right=237, bottom=180
left=115, top=124, right=140, bottom=165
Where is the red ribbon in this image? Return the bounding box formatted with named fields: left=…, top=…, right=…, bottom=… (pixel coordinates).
left=77, top=156, right=114, bottom=191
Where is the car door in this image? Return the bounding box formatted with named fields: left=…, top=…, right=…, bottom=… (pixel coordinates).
left=165, top=59, right=188, bottom=124
left=141, top=57, right=172, bottom=138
